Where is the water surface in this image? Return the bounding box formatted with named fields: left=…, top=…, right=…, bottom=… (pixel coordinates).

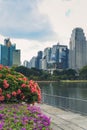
left=39, top=82, right=87, bottom=115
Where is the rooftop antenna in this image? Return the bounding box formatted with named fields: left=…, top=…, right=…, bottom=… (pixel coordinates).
left=57, top=42, right=59, bottom=45
left=4, top=38, right=11, bottom=47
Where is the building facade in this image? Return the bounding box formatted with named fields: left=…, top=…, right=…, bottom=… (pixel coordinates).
left=41, top=44, right=69, bottom=71
left=13, top=50, right=21, bottom=66
left=0, top=38, right=21, bottom=67
left=69, top=28, right=87, bottom=70
left=36, top=51, right=43, bottom=69
left=30, top=56, right=37, bottom=68
left=28, top=43, right=69, bottom=71
left=23, top=60, right=29, bottom=68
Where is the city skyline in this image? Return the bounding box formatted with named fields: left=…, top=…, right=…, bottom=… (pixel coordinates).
left=0, top=0, right=87, bottom=63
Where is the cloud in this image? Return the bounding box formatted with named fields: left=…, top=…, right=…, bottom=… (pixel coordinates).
left=62, top=0, right=72, bottom=2
left=0, top=0, right=87, bottom=64
left=38, top=0, right=87, bottom=44
left=11, top=38, right=57, bottom=64
left=0, top=0, right=56, bottom=41
left=0, top=34, right=57, bottom=63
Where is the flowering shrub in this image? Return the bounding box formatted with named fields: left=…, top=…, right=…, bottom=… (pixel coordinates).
left=0, top=103, right=52, bottom=130
left=0, top=65, right=41, bottom=103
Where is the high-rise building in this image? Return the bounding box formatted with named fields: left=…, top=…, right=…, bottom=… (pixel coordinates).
left=23, top=60, right=29, bottom=68
left=69, top=28, right=87, bottom=70
left=4, top=38, right=11, bottom=47
left=28, top=43, right=68, bottom=70
left=0, top=38, right=21, bottom=67
left=48, top=44, right=69, bottom=69
left=43, top=48, right=51, bottom=62
left=28, top=51, right=43, bottom=69
left=51, top=45, right=58, bottom=62
left=36, top=51, right=43, bottom=69
left=30, top=56, right=37, bottom=68
left=0, top=44, right=8, bottom=66
left=0, top=44, right=16, bottom=66
left=41, top=58, right=47, bottom=70
left=57, top=45, right=69, bottom=69
left=13, top=50, right=21, bottom=66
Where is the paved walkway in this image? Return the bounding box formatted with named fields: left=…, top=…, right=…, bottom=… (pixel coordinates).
left=37, top=104, right=87, bottom=130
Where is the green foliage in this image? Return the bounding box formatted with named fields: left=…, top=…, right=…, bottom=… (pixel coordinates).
left=53, top=69, right=77, bottom=80
left=79, top=65, right=87, bottom=79
left=0, top=65, right=41, bottom=103
left=14, top=66, right=78, bottom=81
left=15, top=66, right=51, bottom=80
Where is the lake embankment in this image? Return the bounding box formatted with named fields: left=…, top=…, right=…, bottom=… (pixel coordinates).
left=37, top=80, right=58, bottom=83
left=61, top=80, right=87, bottom=82
left=37, top=80, right=87, bottom=83
left=37, top=103, right=87, bottom=130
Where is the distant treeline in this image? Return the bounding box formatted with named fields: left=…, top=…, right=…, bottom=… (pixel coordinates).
left=12, top=65, right=87, bottom=81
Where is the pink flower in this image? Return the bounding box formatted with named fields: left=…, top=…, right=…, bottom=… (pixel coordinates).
left=23, top=77, right=28, bottom=81
left=21, top=95, right=25, bottom=100
left=5, top=66, right=9, bottom=69
left=31, top=88, right=36, bottom=93
left=0, top=95, right=4, bottom=101
left=3, top=80, right=9, bottom=89
left=6, top=94, right=11, bottom=99
left=12, top=91, right=17, bottom=96
left=0, top=88, right=2, bottom=95
left=21, top=84, right=26, bottom=88
left=0, top=64, right=3, bottom=70
left=17, top=89, right=21, bottom=94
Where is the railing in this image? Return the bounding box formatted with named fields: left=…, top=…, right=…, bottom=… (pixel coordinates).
left=42, top=93, right=87, bottom=115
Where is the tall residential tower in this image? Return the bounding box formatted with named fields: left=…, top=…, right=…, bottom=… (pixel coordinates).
left=69, top=28, right=87, bottom=70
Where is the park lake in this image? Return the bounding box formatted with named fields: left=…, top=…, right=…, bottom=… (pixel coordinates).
left=39, top=81, right=87, bottom=115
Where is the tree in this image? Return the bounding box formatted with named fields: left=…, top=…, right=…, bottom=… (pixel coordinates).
left=79, top=65, right=87, bottom=79
left=53, top=69, right=77, bottom=80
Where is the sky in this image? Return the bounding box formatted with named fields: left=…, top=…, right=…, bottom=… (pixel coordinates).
left=0, top=0, right=87, bottom=63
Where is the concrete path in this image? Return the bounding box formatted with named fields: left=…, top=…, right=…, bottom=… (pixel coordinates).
left=37, top=104, right=87, bottom=130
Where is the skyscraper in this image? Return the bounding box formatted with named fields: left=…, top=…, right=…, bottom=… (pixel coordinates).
left=69, top=28, right=87, bottom=70
left=36, top=51, right=43, bottom=69
left=13, top=50, right=21, bottom=66
left=50, top=44, right=68, bottom=69
left=0, top=44, right=8, bottom=66
left=0, top=39, right=20, bottom=67
left=43, top=47, right=51, bottom=62
left=30, top=56, right=37, bottom=68
left=42, top=44, right=68, bottom=70
left=23, top=60, right=29, bottom=68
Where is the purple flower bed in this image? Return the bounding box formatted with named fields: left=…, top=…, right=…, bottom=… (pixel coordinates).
left=0, top=103, right=52, bottom=130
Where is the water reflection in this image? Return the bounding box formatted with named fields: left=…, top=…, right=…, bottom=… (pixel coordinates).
left=39, top=82, right=87, bottom=115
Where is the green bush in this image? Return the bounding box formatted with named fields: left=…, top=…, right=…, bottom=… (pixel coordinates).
left=0, top=65, right=41, bottom=104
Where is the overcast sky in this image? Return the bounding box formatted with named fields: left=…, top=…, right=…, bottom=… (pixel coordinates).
left=0, top=0, right=87, bottom=63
